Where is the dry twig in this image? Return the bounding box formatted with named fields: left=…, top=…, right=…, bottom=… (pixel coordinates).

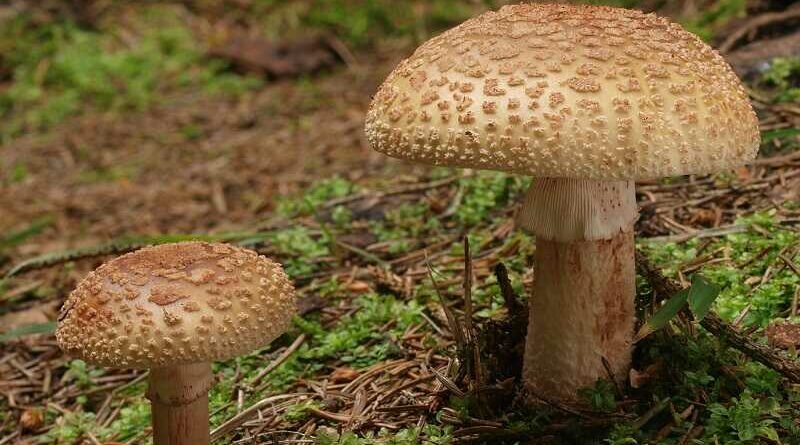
left=635, top=250, right=800, bottom=383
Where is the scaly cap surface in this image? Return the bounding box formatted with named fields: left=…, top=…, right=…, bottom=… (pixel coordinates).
left=56, top=242, right=296, bottom=369
left=366, top=3, right=759, bottom=179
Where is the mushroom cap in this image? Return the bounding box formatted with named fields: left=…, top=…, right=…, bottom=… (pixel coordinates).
left=56, top=242, right=296, bottom=369
left=365, top=4, right=760, bottom=180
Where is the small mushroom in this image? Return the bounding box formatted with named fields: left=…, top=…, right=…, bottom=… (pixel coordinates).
left=56, top=242, right=296, bottom=444
left=365, top=4, right=759, bottom=403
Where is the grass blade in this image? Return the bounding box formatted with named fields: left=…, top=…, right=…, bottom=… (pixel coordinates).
left=0, top=321, right=56, bottom=342
left=635, top=289, right=689, bottom=342
left=0, top=217, right=54, bottom=251
left=687, top=274, right=720, bottom=321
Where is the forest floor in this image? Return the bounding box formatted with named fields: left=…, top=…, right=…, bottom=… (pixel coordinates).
left=1, top=1, right=800, bottom=444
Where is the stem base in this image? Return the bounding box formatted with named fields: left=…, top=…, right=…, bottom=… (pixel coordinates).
left=524, top=230, right=636, bottom=403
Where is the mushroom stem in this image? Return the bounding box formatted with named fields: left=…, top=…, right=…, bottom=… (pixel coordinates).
left=517, top=178, right=637, bottom=403
left=147, top=363, right=214, bottom=445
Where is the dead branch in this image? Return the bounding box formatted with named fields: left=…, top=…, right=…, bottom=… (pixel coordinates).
left=493, top=263, right=524, bottom=314
left=462, top=237, right=483, bottom=390
left=726, top=31, right=800, bottom=77
left=250, top=334, right=307, bottom=389
left=719, top=5, right=800, bottom=53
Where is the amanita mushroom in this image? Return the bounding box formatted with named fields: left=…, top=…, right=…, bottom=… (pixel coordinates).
left=365, top=4, right=759, bottom=403
left=56, top=242, right=296, bottom=444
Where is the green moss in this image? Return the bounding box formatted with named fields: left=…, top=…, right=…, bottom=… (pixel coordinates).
left=455, top=172, right=529, bottom=226
left=761, top=58, right=800, bottom=103
left=255, top=0, right=501, bottom=47
left=578, top=379, right=617, bottom=413
left=39, top=411, right=108, bottom=444
left=298, top=294, right=423, bottom=367
left=8, top=162, right=29, bottom=184
left=331, top=205, right=354, bottom=227
left=104, top=400, right=151, bottom=442
left=63, top=359, right=105, bottom=389
left=283, top=400, right=321, bottom=422
left=371, top=202, right=440, bottom=254
left=269, top=227, right=331, bottom=276
left=0, top=6, right=260, bottom=142
left=707, top=390, right=781, bottom=444
left=276, top=177, right=356, bottom=218
left=316, top=425, right=453, bottom=444
left=642, top=212, right=799, bottom=327
left=681, top=0, right=747, bottom=41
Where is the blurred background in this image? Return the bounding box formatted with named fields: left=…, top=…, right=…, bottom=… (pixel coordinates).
left=1, top=0, right=798, bottom=253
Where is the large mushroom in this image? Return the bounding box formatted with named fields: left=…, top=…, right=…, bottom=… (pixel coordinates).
left=56, top=242, right=296, bottom=444
left=365, top=4, right=759, bottom=403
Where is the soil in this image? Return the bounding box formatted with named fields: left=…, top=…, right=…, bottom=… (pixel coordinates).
left=0, top=53, right=413, bottom=258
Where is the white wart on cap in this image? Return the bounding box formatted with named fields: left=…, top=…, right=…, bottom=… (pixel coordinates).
left=365, top=3, right=760, bottom=180
left=56, top=242, right=296, bottom=369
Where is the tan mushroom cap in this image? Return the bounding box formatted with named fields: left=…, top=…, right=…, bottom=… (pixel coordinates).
left=56, top=242, right=296, bottom=369
left=365, top=3, right=760, bottom=180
